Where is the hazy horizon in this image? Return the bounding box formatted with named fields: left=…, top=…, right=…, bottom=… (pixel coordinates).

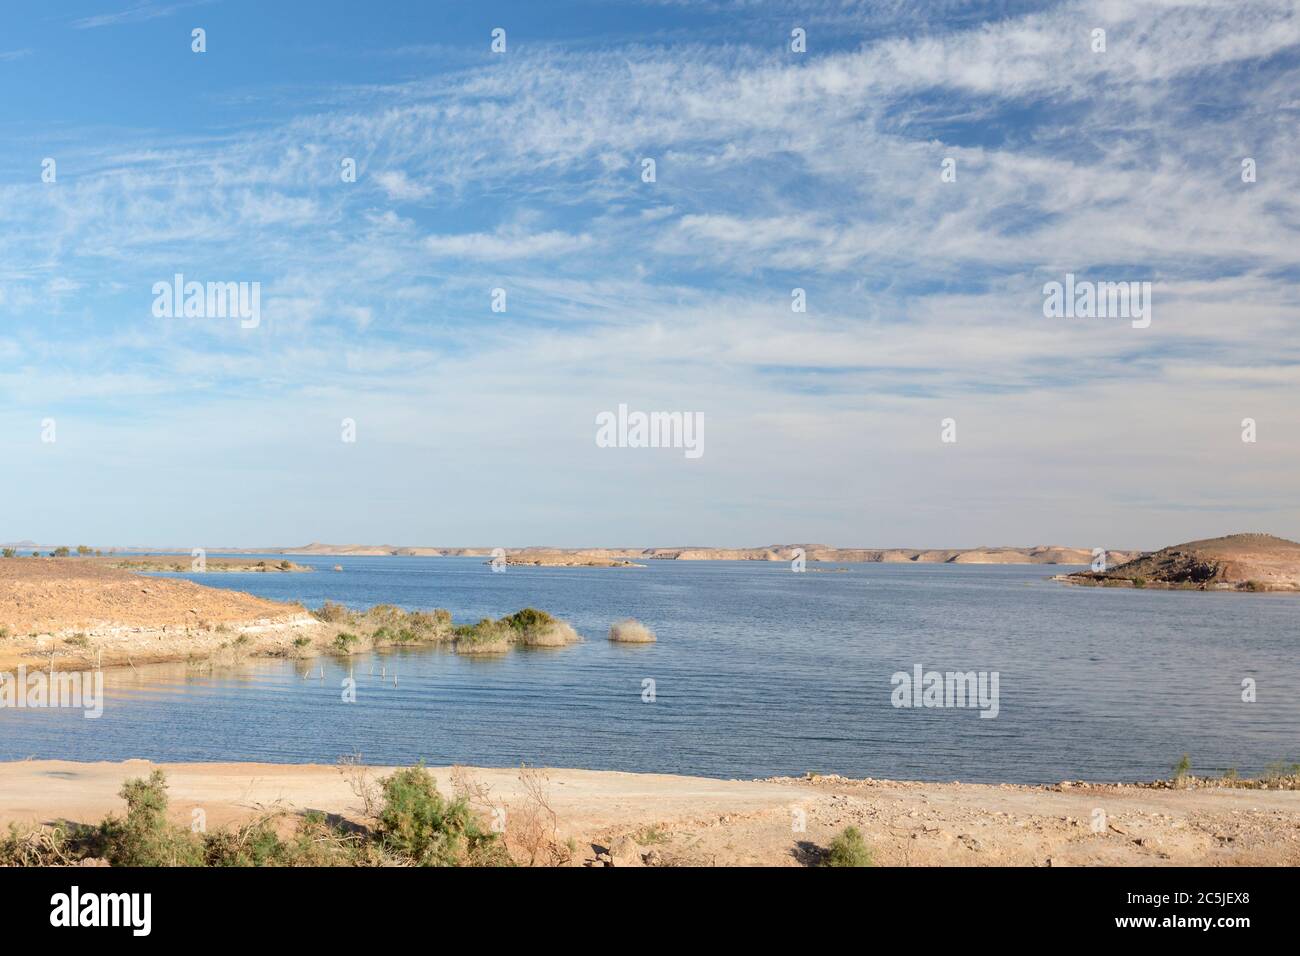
left=3, top=1, right=1298, bottom=549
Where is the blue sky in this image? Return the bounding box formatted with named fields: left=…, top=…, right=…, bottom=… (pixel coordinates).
left=2, top=0, right=1298, bottom=549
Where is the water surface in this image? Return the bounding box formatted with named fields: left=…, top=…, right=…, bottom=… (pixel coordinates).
left=2, top=556, right=1295, bottom=783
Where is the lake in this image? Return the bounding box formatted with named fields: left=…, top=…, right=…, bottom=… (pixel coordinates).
left=2, top=556, right=1296, bottom=783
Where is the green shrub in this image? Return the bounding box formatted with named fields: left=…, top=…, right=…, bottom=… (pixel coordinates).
left=824, top=826, right=873, bottom=867
left=1172, top=753, right=1191, bottom=782
left=374, top=765, right=506, bottom=866
left=334, top=632, right=360, bottom=653
left=501, top=608, right=556, bottom=632
left=1131, top=577, right=1146, bottom=588
left=97, top=771, right=205, bottom=867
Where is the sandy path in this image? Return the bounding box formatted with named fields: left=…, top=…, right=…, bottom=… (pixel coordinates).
left=1, top=760, right=1296, bottom=866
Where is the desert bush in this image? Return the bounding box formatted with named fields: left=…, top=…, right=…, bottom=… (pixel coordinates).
left=96, top=770, right=205, bottom=867
left=609, top=619, right=656, bottom=643
left=824, top=826, right=873, bottom=867
left=374, top=765, right=507, bottom=866
left=1, top=764, right=520, bottom=868
left=1131, top=577, right=1146, bottom=588
left=313, top=601, right=354, bottom=624
left=333, top=632, right=360, bottom=654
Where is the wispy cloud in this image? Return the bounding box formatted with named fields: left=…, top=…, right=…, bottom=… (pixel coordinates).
left=1, top=0, right=1297, bottom=545
left=72, top=1, right=213, bottom=30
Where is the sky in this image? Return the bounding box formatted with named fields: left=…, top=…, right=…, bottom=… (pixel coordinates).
left=1, top=0, right=1298, bottom=550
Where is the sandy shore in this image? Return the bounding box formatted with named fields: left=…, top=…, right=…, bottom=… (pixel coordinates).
left=2, top=760, right=1296, bottom=866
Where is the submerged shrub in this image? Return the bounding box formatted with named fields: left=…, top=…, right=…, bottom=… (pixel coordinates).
left=501, top=608, right=555, bottom=632
left=453, top=619, right=512, bottom=654
left=609, top=619, right=656, bottom=643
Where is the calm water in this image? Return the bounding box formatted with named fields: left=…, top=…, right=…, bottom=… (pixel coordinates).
left=2, top=556, right=1297, bottom=783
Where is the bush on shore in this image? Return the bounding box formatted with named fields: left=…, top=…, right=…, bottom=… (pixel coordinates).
left=0, top=765, right=509, bottom=868
left=824, top=826, right=873, bottom=867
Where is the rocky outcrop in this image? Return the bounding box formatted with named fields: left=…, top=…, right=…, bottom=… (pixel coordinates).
left=1062, top=533, right=1300, bottom=591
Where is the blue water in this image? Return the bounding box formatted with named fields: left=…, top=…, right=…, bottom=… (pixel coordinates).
left=2, top=556, right=1296, bottom=783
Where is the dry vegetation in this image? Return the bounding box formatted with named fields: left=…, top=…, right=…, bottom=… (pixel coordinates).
left=608, top=619, right=656, bottom=643
left=310, top=603, right=581, bottom=657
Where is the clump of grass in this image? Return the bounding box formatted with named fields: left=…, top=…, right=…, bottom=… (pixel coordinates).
left=453, top=619, right=513, bottom=655
left=501, top=608, right=579, bottom=647
left=1131, top=577, right=1146, bottom=588
left=367, top=606, right=453, bottom=645
left=313, top=601, right=354, bottom=624
left=333, top=632, right=360, bottom=654
left=609, top=619, right=656, bottom=643
left=1172, top=753, right=1192, bottom=786
left=634, top=824, right=668, bottom=845
left=63, top=633, right=90, bottom=648
left=824, top=826, right=873, bottom=867
left=1261, top=760, right=1300, bottom=787
left=292, top=636, right=311, bottom=648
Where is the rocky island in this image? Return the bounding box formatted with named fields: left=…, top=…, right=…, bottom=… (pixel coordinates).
left=1059, top=533, right=1300, bottom=591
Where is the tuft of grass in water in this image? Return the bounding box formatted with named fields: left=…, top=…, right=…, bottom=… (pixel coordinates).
left=824, top=826, right=873, bottom=867
left=609, top=619, right=656, bottom=643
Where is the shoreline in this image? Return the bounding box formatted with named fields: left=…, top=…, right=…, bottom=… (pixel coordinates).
left=1, top=759, right=1295, bottom=866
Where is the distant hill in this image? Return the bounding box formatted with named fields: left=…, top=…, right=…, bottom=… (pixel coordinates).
left=268, top=543, right=1140, bottom=565
left=1063, top=533, right=1300, bottom=591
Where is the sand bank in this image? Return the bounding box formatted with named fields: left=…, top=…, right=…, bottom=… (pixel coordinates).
left=1, top=760, right=1295, bottom=867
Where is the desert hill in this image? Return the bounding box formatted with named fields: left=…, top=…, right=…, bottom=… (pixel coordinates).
left=1063, top=533, right=1300, bottom=591
left=268, top=543, right=1140, bottom=565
